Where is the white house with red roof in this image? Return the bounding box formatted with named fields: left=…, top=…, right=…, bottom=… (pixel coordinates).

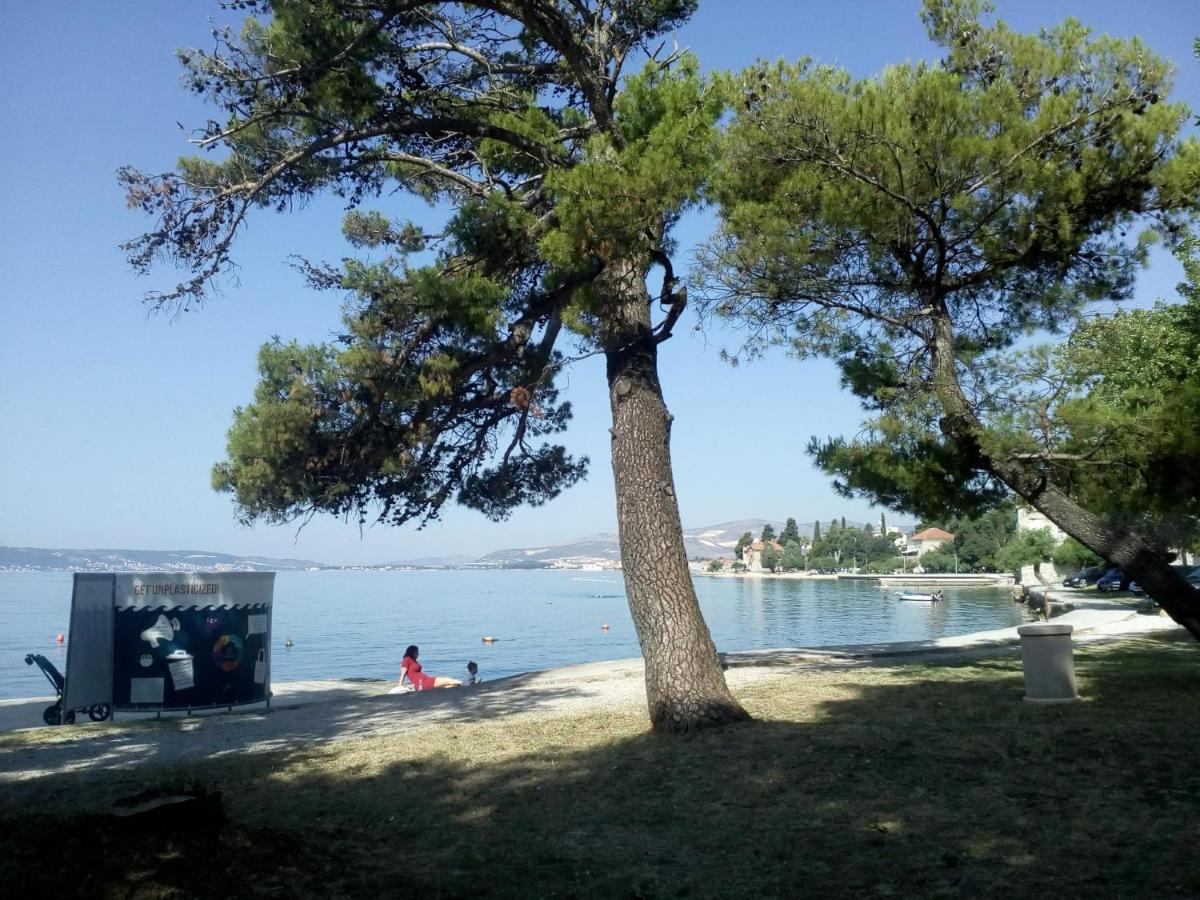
left=741, top=539, right=784, bottom=573
left=906, top=527, right=954, bottom=557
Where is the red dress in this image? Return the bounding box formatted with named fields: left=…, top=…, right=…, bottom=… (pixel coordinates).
left=402, top=655, right=435, bottom=691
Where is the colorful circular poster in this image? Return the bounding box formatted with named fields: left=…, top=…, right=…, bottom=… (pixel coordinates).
left=212, top=634, right=244, bottom=672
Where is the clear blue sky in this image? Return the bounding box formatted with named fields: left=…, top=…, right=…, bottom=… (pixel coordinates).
left=1, top=1, right=1195, bottom=565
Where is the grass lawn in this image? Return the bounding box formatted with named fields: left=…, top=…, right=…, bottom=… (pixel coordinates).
left=2, top=635, right=1198, bottom=898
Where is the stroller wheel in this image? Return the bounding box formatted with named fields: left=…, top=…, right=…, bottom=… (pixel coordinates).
left=43, top=705, right=61, bottom=726
left=88, top=704, right=112, bottom=722
left=63, top=709, right=76, bottom=725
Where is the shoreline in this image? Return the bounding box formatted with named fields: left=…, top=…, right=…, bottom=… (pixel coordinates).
left=0, top=608, right=1179, bottom=738
left=0, top=609, right=1182, bottom=789
left=695, top=570, right=839, bottom=580
left=695, top=569, right=1014, bottom=586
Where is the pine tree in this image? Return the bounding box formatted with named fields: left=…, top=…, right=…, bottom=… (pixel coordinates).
left=780, top=517, right=800, bottom=545
left=734, top=531, right=753, bottom=558
left=703, top=0, right=1200, bottom=637
left=124, top=0, right=748, bottom=731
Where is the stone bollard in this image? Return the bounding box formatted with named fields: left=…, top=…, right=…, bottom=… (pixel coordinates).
left=1017, top=623, right=1079, bottom=703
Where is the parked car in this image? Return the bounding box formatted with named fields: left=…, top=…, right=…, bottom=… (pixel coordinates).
left=1097, top=568, right=1130, bottom=592
left=1128, top=573, right=1195, bottom=602
left=1063, top=565, right=1107, bottom=588
left=1132, top=566, right=1199, bottom=595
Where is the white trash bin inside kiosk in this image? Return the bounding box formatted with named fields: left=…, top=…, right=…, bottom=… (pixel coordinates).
left=1017, top=622, right=1079, bottom=704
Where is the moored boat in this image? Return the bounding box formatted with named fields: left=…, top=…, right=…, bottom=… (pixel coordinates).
left=895, top=591, right=945, bottom=602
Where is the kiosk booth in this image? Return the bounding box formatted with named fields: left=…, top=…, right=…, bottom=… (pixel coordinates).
left=62, top=572, right=275, bottom=718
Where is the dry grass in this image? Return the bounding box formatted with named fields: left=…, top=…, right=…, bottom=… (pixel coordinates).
left=3, top=636, right=1199, bottom=899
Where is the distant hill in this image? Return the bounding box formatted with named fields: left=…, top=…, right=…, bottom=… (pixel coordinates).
left=386, top=554, right=477, bottom=568
left=477, top=533, right=623, bottom=567
left=476, top=522, right=779, bottom=567
left=683, top=519, right=783, bottom=557
left=3, top=518, right=913, bottom=572
left=476, top=518, right=900, bottom=567
left=0, top=547, right=327, bottom=573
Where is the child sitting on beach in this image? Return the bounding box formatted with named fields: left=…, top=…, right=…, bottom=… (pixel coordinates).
left=467, top=660, right=480, bottom=685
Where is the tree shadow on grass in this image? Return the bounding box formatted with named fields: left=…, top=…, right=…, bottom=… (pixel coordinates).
left=0, top=673, right=589, bottom=784
left=3, top=637, right=1199, bottom=899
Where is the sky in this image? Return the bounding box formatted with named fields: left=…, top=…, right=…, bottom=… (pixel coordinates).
left=1, top=1, right=1196, bottom=565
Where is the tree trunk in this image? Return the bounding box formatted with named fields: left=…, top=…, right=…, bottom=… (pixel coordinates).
left=929, top=312, right=1200, bottom=640
left=601, top=259, right=751, bottom=732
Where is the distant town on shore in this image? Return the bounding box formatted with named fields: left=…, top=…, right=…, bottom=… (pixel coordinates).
left=1, top=518, right=912, bottom=573
left=1, top=504, right=1093, bottom=576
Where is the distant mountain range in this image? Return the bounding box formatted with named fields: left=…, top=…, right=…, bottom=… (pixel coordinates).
left=384, top=554, right=477, bottom=568
left=453, top=518, right=898, bottom=567
left=0, top=519, right=909, bottom=572
left=0, top=547, right=325, bottom=573
left=476, top=519, right=788, bottom=566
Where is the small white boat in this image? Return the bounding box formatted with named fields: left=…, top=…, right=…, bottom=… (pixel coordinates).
left=896, top=591, right=945, bottom=602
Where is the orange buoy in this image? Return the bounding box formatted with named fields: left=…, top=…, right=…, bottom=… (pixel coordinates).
left=601, top=623, right=610, bottom=631
left=55, top=633, right=64, bottom=644
left=482, top=635, right=497, bottom=644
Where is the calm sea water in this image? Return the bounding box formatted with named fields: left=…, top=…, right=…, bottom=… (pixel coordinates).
left=0, top=570, right=1031, bottom=700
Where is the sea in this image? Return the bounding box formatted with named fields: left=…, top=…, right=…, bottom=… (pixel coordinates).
left=0, top=570, right=1032, bottom=701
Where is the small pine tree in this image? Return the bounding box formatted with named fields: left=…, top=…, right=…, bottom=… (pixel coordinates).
left=761, top=524, right=777, bottom=543
left=780, top=517, right=800, bottom=544
left=734, top=531, right=753, bottom=558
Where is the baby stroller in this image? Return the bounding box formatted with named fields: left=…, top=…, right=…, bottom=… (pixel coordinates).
left=24, top=653, right=111, bottom=725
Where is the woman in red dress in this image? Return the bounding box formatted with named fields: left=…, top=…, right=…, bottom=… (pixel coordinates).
left=401, top=645, right=462, bottom=690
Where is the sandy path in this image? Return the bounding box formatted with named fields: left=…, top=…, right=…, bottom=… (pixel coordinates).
left=0, top=658, right=770, bottom=784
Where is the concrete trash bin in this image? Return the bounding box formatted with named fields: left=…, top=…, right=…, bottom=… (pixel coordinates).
left=1017, top=623, right=1079, bottom=703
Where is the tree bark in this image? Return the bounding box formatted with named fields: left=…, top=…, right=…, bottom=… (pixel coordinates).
left=929, top=312, right=1200, bottom=640
left=601, top=259, right=751, bottom=732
